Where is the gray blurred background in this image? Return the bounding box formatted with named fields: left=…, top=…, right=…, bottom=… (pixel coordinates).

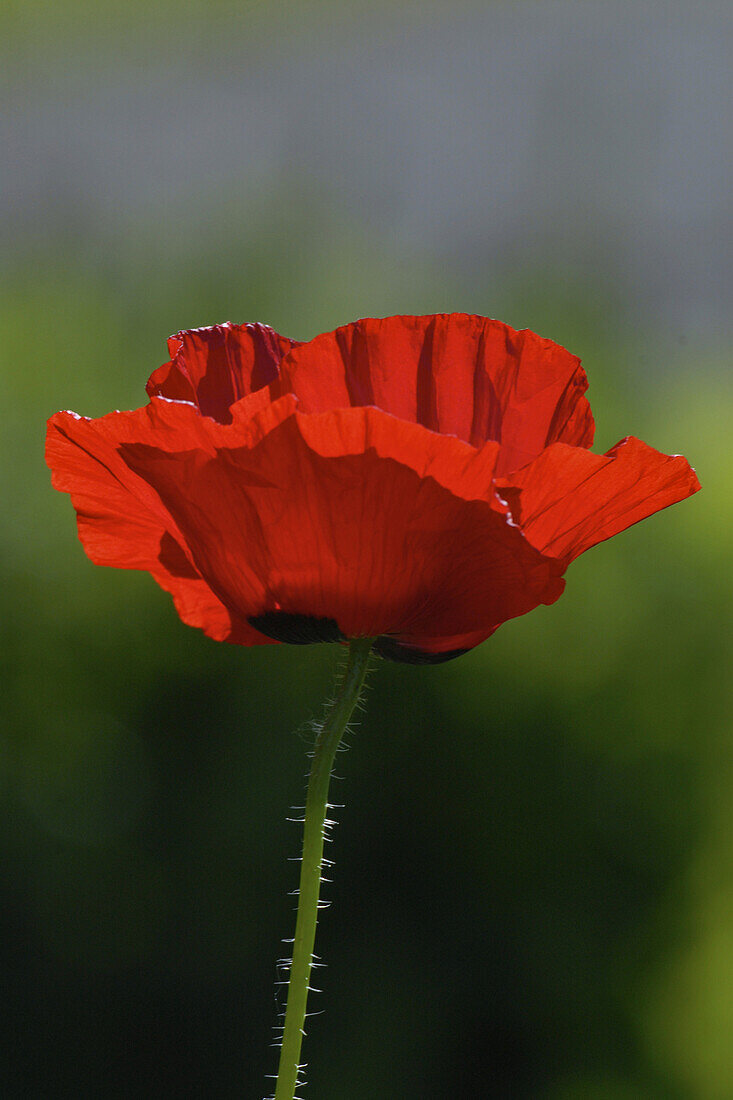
left=1, top=2, right=731, bottom=1097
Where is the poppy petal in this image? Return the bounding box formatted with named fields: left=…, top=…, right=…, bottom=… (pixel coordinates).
left=373, top=626, right=498, bottom=664
left=145, top=322, right=299, bottom=423
left=372, top=637, right=473, bottom=664
left=45, top=395, right=296, bottom=645
left=278, top=314, right=594, bottom=475
left=495, top=437, right=701, bottom=562
left=117, top=405, right=564, bottom=651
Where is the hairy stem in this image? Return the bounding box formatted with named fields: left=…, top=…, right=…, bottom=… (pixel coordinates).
left=273, top=637, right=373, bottom=1100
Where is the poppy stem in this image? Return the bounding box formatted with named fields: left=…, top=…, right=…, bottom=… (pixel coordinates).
left=273, top=636, right=374, bottom=1100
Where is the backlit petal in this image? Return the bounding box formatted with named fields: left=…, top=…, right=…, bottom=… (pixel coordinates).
left=119, top=405, right=564, bottom=649
left=278, top=314, right=594, bottom=474
left=45, top=396, right=295, bottom=645
left=146, top=322, right=299, bottom=423
left=495, top=437, right=701, bottom=562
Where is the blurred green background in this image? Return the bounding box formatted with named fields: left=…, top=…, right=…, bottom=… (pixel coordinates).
left=1, top=2, right=731, bottom=1097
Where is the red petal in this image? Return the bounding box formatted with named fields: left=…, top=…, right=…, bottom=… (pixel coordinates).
left=278, top=314, right=594, bottom=475
left=118, top=405, right=564, bottom=652
left=45, top=396, right=296, bottom=645
left=495, top=437, right=701, bottom=562
left=145, top=322, right=299, bottom=423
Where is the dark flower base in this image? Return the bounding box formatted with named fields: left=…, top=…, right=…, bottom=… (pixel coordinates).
left=250, top=611, right=467, bottom=664
left=248, top=612, right=345, bottom=645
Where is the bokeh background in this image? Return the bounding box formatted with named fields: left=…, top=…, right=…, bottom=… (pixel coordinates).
left=2, top=2, right=731, bottom=1096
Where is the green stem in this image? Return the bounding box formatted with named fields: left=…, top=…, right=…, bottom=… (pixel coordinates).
left=273, top=637, right=373, bottom=1100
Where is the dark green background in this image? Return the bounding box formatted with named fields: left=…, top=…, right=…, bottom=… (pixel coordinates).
left=2, top=4, right=730, bottom=1097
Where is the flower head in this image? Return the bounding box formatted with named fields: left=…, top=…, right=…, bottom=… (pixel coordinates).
left=46, top=314, right=699, bottom=662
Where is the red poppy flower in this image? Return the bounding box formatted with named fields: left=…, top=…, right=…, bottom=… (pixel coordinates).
left=46, top=315, right=700, bottom=663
